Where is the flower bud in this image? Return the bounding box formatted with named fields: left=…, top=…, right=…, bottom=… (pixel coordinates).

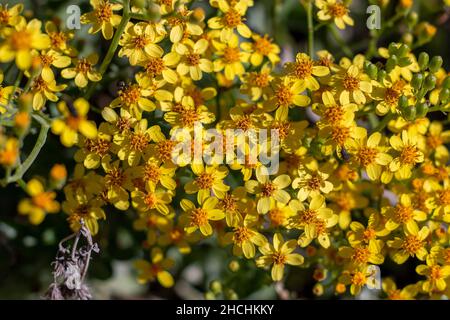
left=397, top=44, right=410, bottom=57
left=402, top=33, right=413, bottom=46
left=398, top=57, right=411, bottom=67
left=228, top=260, right=240, bottom=272
left=377, top=70, right=387, bottom=83
left=424, top=74, right=437, bottom=91
left=367, top=64, right=378, bottom=79
left=407, top=12, right=418, bottom=27
left=388, top=43, right=398, bottom=56
left=385, top=56, right=398, bottom=73
left=429, top=56, right=443, bottom=73
left=415, top=102, right=429, bottom=118
left=411, top=73, right=423, bottom=90
left=398, top=95, right=409, bottom=109
left=439, top=88, right=450, bottom=103
left=442, top=76, right=450, bottom=89
left=418, top=52, right=429, bottom=71
left=210, top=280, right=222, bottom=294
left=224, top=289, right=238, bottom=300
left=403, top=106, right=416, bottom=120
left=205, top=291, right=216, bottom=300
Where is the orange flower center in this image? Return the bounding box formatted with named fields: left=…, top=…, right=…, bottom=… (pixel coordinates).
left=307, top=174, right=322, bottom=191
left=190, top=208, right=208, bottom=226
left=251, top=72, right=270, bottom=87
left=11, top=30, right=31, bottom=50
left=323, top=105, right=345, bottom=123
left=105, top=167, right=125, bottom=187
left=143, top=163, right=161, bottom=183
left=400, top=145, right=421, bottom=165
left=357, top=146, right=378, bottom=166
left=351, top=272, right=366, bottom=286
left=95, top=1, right=113, bottom=22
left=186, top=53, right=200, bottom=66
left=329, top=3, right=348, bottom=18
left=269, top=208, right=285, bottom=226
left=272, top=252, right=287, bottom=265
left=223, top=47, right=241, bottom=64
left=179, top=107, right=200, bottom=127
left=130, top=133, right=149, bottom=151
left=293, top=58, right=313, bottom=79
left=253, top=36, right=273, bottom=55
left=157, top=140, right=176, bottom=161
left=31, top=76, right=48, bottom=92
left=331, top=126, right=350, bottom=145
left=76, top=58, right=93, bottom=74
left=351, top=247, right=370, bottom=264
left=223, top=9, right=242, bottom=28
left=220, top=193, right=237, bottom=211
left=195, top=172, right=214, bottom=189
left=119, top=84, right=141, bottom=105
left=438, top=190, right=450, bottom=206
left=233, top=226, right=251, bottom=243
left=235, top=115, right=253, bottom=131
left=0, top=9, right=10, bottom=24
left=300, top=209, right=317, bottom=224
left=402, top=235, right=423, bottom=255
left=261, top=182, right=276, bottom=196
left=275, top=85, right=293, bottom=107
left=271, top=121, right=291, bottom=140
left=394, top=204, right=413, bottom=223
left=85, top=138, right=111, bottom=156
left=144, top=57, right=165, bottom=77
left=144, top=193, right=157, bottom=209
left=426, top=135, right=442, bottom=149
left=343, top=74, right=360, bottom=92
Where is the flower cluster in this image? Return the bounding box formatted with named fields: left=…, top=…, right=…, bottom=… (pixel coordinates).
left=1, top=0, right=450, bottom=299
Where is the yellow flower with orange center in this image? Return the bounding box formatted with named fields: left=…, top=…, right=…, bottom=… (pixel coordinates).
left=81, top=0, right=123, bottom=40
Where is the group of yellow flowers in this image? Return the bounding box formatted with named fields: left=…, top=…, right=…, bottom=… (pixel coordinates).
left=0, top=0, right=450, bottom=299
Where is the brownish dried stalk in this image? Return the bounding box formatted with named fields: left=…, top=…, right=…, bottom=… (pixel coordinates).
left=44, top=220, right=99, bottom=300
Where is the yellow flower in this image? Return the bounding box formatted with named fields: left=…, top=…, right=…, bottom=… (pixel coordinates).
left=185, top=164, right=230, bottom=203
left=339, top=266, right=375, bottom=295
left=223, top=212, right=267, bottom=258
left=74, top=122, right=113, bottom=169
left=240, top=34, right=280, bottom=66
left=292, top=161, right=334, bottom=201
left=165, top=5, right=202, bottom=43
left=36, top=49, right=72, bottom=82
left=389, top=130, right=424, bottom=180
left=382, top=278, right=418, bottom=300
left=0, top=72, right=16, bottom=113
left=207, top=2, right=251, bottom=42
left=63, top=192, right=106, bottom=235
left=0, top=137, right=18, bottom=167
left=245, top=166, right=291, bottom=214
left=0, top=4, right=24, bottom=27
left=51, top=98, right=98, bottom=147
left=383, top=193, right=427, bottom=234
left=45, top=21, right=75, bottom=54
left=61, top=53, right=102, bottom=88
left=339, top=242, right=384, bottom=268
left=416, top=260, right=450, bottom=293
left=289, top=195, right=338, bottom=248
left=315, top=0, right=354, bottom=30
left=81, top=0, right=123, bottom=40
left=213, top=34, right=249, bottom=81
left=424, top=121, right=450, bottom=164
left=256, top=233, right=304, bottom=281
left=388, top=226, right=429, bottom=264
left=240, top=63, right=273, bottom=101
left=0, top=19, right=50, bottom=70
left=285, top=53, right=330, bottom=91
left=131, top=181, right=172, bottom=215
left=118, top=22, right=164, bottom=65
left=30, top=75, right=66, bottom=110
left=138, top=51, right=179, bottom=84
left=134, top=247, right=175, bottom=287
left=345, top=127, right=392, bottom=181
left=18, top=179, right=60, bottom=225
left=175, top=38, right=212, bottom=81
left=180, top=197, right=225, bottom=236
left=333, top=64, right=372, bottom=105
left=101, top=155, right=134, bottom=210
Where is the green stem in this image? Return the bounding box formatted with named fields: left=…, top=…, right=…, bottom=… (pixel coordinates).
left=5, top=113, right=49, bottom=184
left=328, top=26, right=352, bottom=57
left=306, top=1, right=314, bottom=57
left=84, top=0, right=131, bottom=100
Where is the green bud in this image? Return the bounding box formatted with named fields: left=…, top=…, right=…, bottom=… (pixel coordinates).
left=415, top=102, right=429, bottom=118
left=398, top=95, right=409, bottom=109
left=377, top=70, right=387, bottom=83
left=228, top=260, right=240, bottom=272
left=443, top=76, right=450, bottom=89
left=424, top=74, right=437, bottom=91
left=403, top=106, right=416, bottom=121
left=131, top=0, right=146, bottom=8
left=402, top=33, right=413, bottom=46
left=398, top=57, right=412, bottom=67
left=210, top=281, right=222, bottom=294
left=429, top=56, right=443, bottom=73
left=397, top=44, right=410, bottom=57
left=411, top=73, right=423, bottom=90
left=367, top=64, right=378, bottom=80
left=418, top=52, right=429, bottom=71
left=388, top=43, right=398, bottom=56
left=224, top=289, right=238, bottom=300
left=439, top=88, right=450, bottom=103
left=205, top=291, right=216, bottom=300
left=407, top=12, right=418, bottom=27
left=386, top=55, right=398, bottom=73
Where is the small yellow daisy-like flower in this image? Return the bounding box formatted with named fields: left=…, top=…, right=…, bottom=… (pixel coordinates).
left=81, top=0, right=123, bottom=40
left=339, top=266, right=374, bottom=295
left=175, top=38, right=213, bottom=81
left=166, top=5, right=203, bottom=43
left=285, top=53, right=330, bottom=91
left=289, top=195, right=338, bottom=248
left=0, top=4, right=25, bottom=27
left=416, top=260, right=450, bottom=293
left=101, top=155, right=134, bottom=210
left=185, top=164, right=230, bottom=203
left=333, top=63, right=372, bottom=107
left=383, top=193, right=427, bottom=234
left=134, top=247, right=175, bottom=288
left=118, top=22, right=164, bottom=65
left=345, top=127, right=392, bottom=181
left=0, top=72, right=16, bottom=114
left=263, top=76, right=311, bottom=116
left=387, top=226, right=429, bottom=264
left=389, top=130, right=424, bottom=180
left=292, top=161, right=334, bottom=201
left=138, top=51, right=180, bottom=84
left=0, top=19, right=50, bottom=70
left=61, top=53, right=102, bottom=88
left=256, top=233, right=304, bottom=281
left=213, top=34, right=249, bottom=81
left=180, top=197, right=225, bottom=236
left=207, top=2, right=252, bottom=42
left=51, top=98, right=98, bottom=147
left=131, top=181, right=173, bottom=215
left=372, top=78, right=412, bottom=115
left=30, top=75, right=66, bottom=111
left=223, top=212, right=267, bottom=259
left=315, top=0, right=354, bottom=30
left=0, top=137, right=19, bottom=167
left=382, top=277, right=418, bottom=300
left=36, top=49, right=72, bottom=82
left=240, top=63, right=273, bottom=101
left=245, top=166, right=291, bottom=214
left=18, top=179, right=60, bottom=225
left=44, top=21, right=75, bottom=54
left=240, top=34, right=280, bottom=67
left=63, top=192, right=106, bottom=235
